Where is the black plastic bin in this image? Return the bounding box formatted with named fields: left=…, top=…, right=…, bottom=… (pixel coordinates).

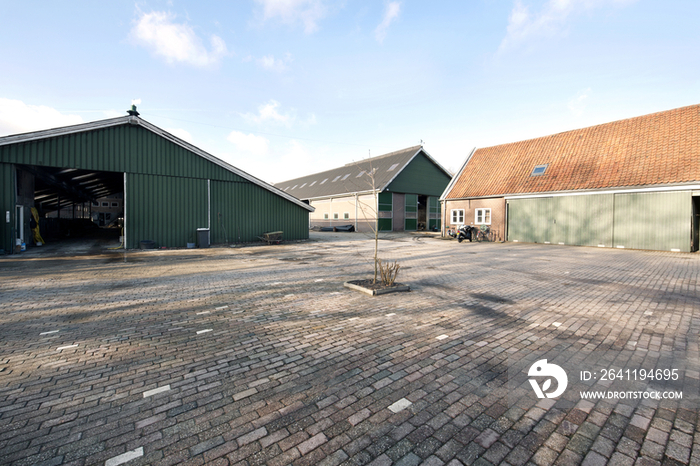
left=197, top=228, right=210, bottom=248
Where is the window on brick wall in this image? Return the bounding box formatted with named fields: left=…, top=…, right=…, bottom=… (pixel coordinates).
left=451, top=209, right=464, bottom=224
left=475, top=208, right=491, bottom=225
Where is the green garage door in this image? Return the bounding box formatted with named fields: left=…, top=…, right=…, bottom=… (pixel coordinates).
left=613, top=191, right=691, bottom=252
left=404, top=194, right=417, bottom=231
left=507, top=191, right=691, bottom=252
left=378, top=191, right=393, bottom=231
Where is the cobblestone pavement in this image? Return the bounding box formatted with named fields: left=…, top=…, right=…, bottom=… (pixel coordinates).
left=1, top=232, right=699, bottom=466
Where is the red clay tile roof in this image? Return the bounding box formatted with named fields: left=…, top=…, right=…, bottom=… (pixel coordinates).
left=445, top=104, right=700, bottom=199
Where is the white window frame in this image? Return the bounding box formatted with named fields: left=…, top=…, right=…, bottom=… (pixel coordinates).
left=475, top=208, right=491, bottom=225
left=343, top=212, right=350, bottom=219
left=333, top=213, right=339, bottom=219
left=323, top=213, right=329, bottom=219
left=451, top=209, right=464, bottom=225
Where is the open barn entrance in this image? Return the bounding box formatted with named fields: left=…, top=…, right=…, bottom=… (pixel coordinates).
left=15, top=165, right=124, bottom=253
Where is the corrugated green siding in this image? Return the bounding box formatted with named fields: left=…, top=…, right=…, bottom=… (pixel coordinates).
left=126, top=174, right=208, bottom=249
left=0, top=163, right=14, bottom=253
left=613, top=191, right=691, bottom=252
left=507, top=191, right=691, bottom=251
left=211, top=180, right=309, bottom=243
left=386, top=153, right=450, bottom=196
left=0, top=125, right=245, bottom=182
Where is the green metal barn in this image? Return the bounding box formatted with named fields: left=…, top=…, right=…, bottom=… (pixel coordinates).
left=0, top=114, right=313, bottom=254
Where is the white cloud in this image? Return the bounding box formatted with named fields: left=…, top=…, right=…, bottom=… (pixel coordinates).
left=166, top=127, right=194, bottom=144
left=0, top=98, right=83, bottom=136
left=256, top=53, right=292, bottom=72
left=568, top=87, right=592, bottom=116
left=243, top=100, right=293, bottom=125
left=131, top=11, right=228, bottom=67
left=375, top=2, right=401, bottom=43
left=131, top=98, right=142, bottom=106
left=227, top=130, right=270, bottom=156
left=500, top=0, right=637, bottom=50
left=255, top=0, right=327, bottom=34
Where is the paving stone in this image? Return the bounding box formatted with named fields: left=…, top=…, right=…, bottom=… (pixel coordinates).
left=1, top=235, right=698, bottom=466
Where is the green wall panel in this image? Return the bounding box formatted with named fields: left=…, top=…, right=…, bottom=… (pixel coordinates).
left=378, top=192, right=393, bottom=211
left=210, top=180, right=309, bottom=243
left=378, top=218, right=392, bottom=231
left=613, top=191, right=691, bottom=252
left=386, top=152, right=451, bottom=196
left=125, top=174, right=208, bottom=249
left=0, top=163, right=14, bottom=253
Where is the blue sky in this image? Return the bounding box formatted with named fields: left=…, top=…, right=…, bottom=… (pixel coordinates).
left=1, top=1, right=699, bottom=183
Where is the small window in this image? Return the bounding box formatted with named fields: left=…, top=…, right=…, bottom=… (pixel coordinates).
left=333, top=213, right=339, bottom=219
left=309, top=181, right=316, bottom=187
left=332, top=175, right=341, bottom=182
left=320, top=178, right=328, bottom=184
left=388, top=163, right=399, bottom=171
left=451, top=209, right=464, bottom=225
left=101, top=202, right=109, bottom=207
left=300, top=183, right=307, bottom=188
left=356, top=171, right=365, bottom=178
left=341, top=173, right=350, bottom=180
left=323, top=213, right=329, bottom=219
left=111, top=202, right=119, bottom=207
left=475, top=208, right=491, bottom=225
left=531, top=164, right=548, bottom=176
left=291, top=185, right=298, bottom=190
left=343, top=213, right=350, bottom=219
left=92, top=202, right=99, bottom=207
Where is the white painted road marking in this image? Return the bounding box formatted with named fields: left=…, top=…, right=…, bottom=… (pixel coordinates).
left=196, top=329, right=213, bottom=334
left=40, top=330, right=59, bottom=335
left=388, top=398, right=412, bottom=413
left=143, top=385, right=171, bottom=398
left=56, top=345, right=78, bottom=351
left=105, top=447, right=144, bottom=466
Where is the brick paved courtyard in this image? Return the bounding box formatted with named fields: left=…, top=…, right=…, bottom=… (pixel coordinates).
left=1, top=232, right=699, bottom=466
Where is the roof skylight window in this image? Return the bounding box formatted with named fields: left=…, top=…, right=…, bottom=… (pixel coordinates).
left=388, top=163, right=399, bottom=171
left=356, top=171, right=365, bottom=178
left=320, top=178, right=328, bottom=184
left=300, top=183, right=307, bottom=188
left=309, top=181, right=316, bottom=186
left=341, top=173, right=350, bottom=180
left=291, top=185, right=298, bottom=189
left=531, top=164, right=548, bottom=176
left=332, top=175, right=341, bottom=182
